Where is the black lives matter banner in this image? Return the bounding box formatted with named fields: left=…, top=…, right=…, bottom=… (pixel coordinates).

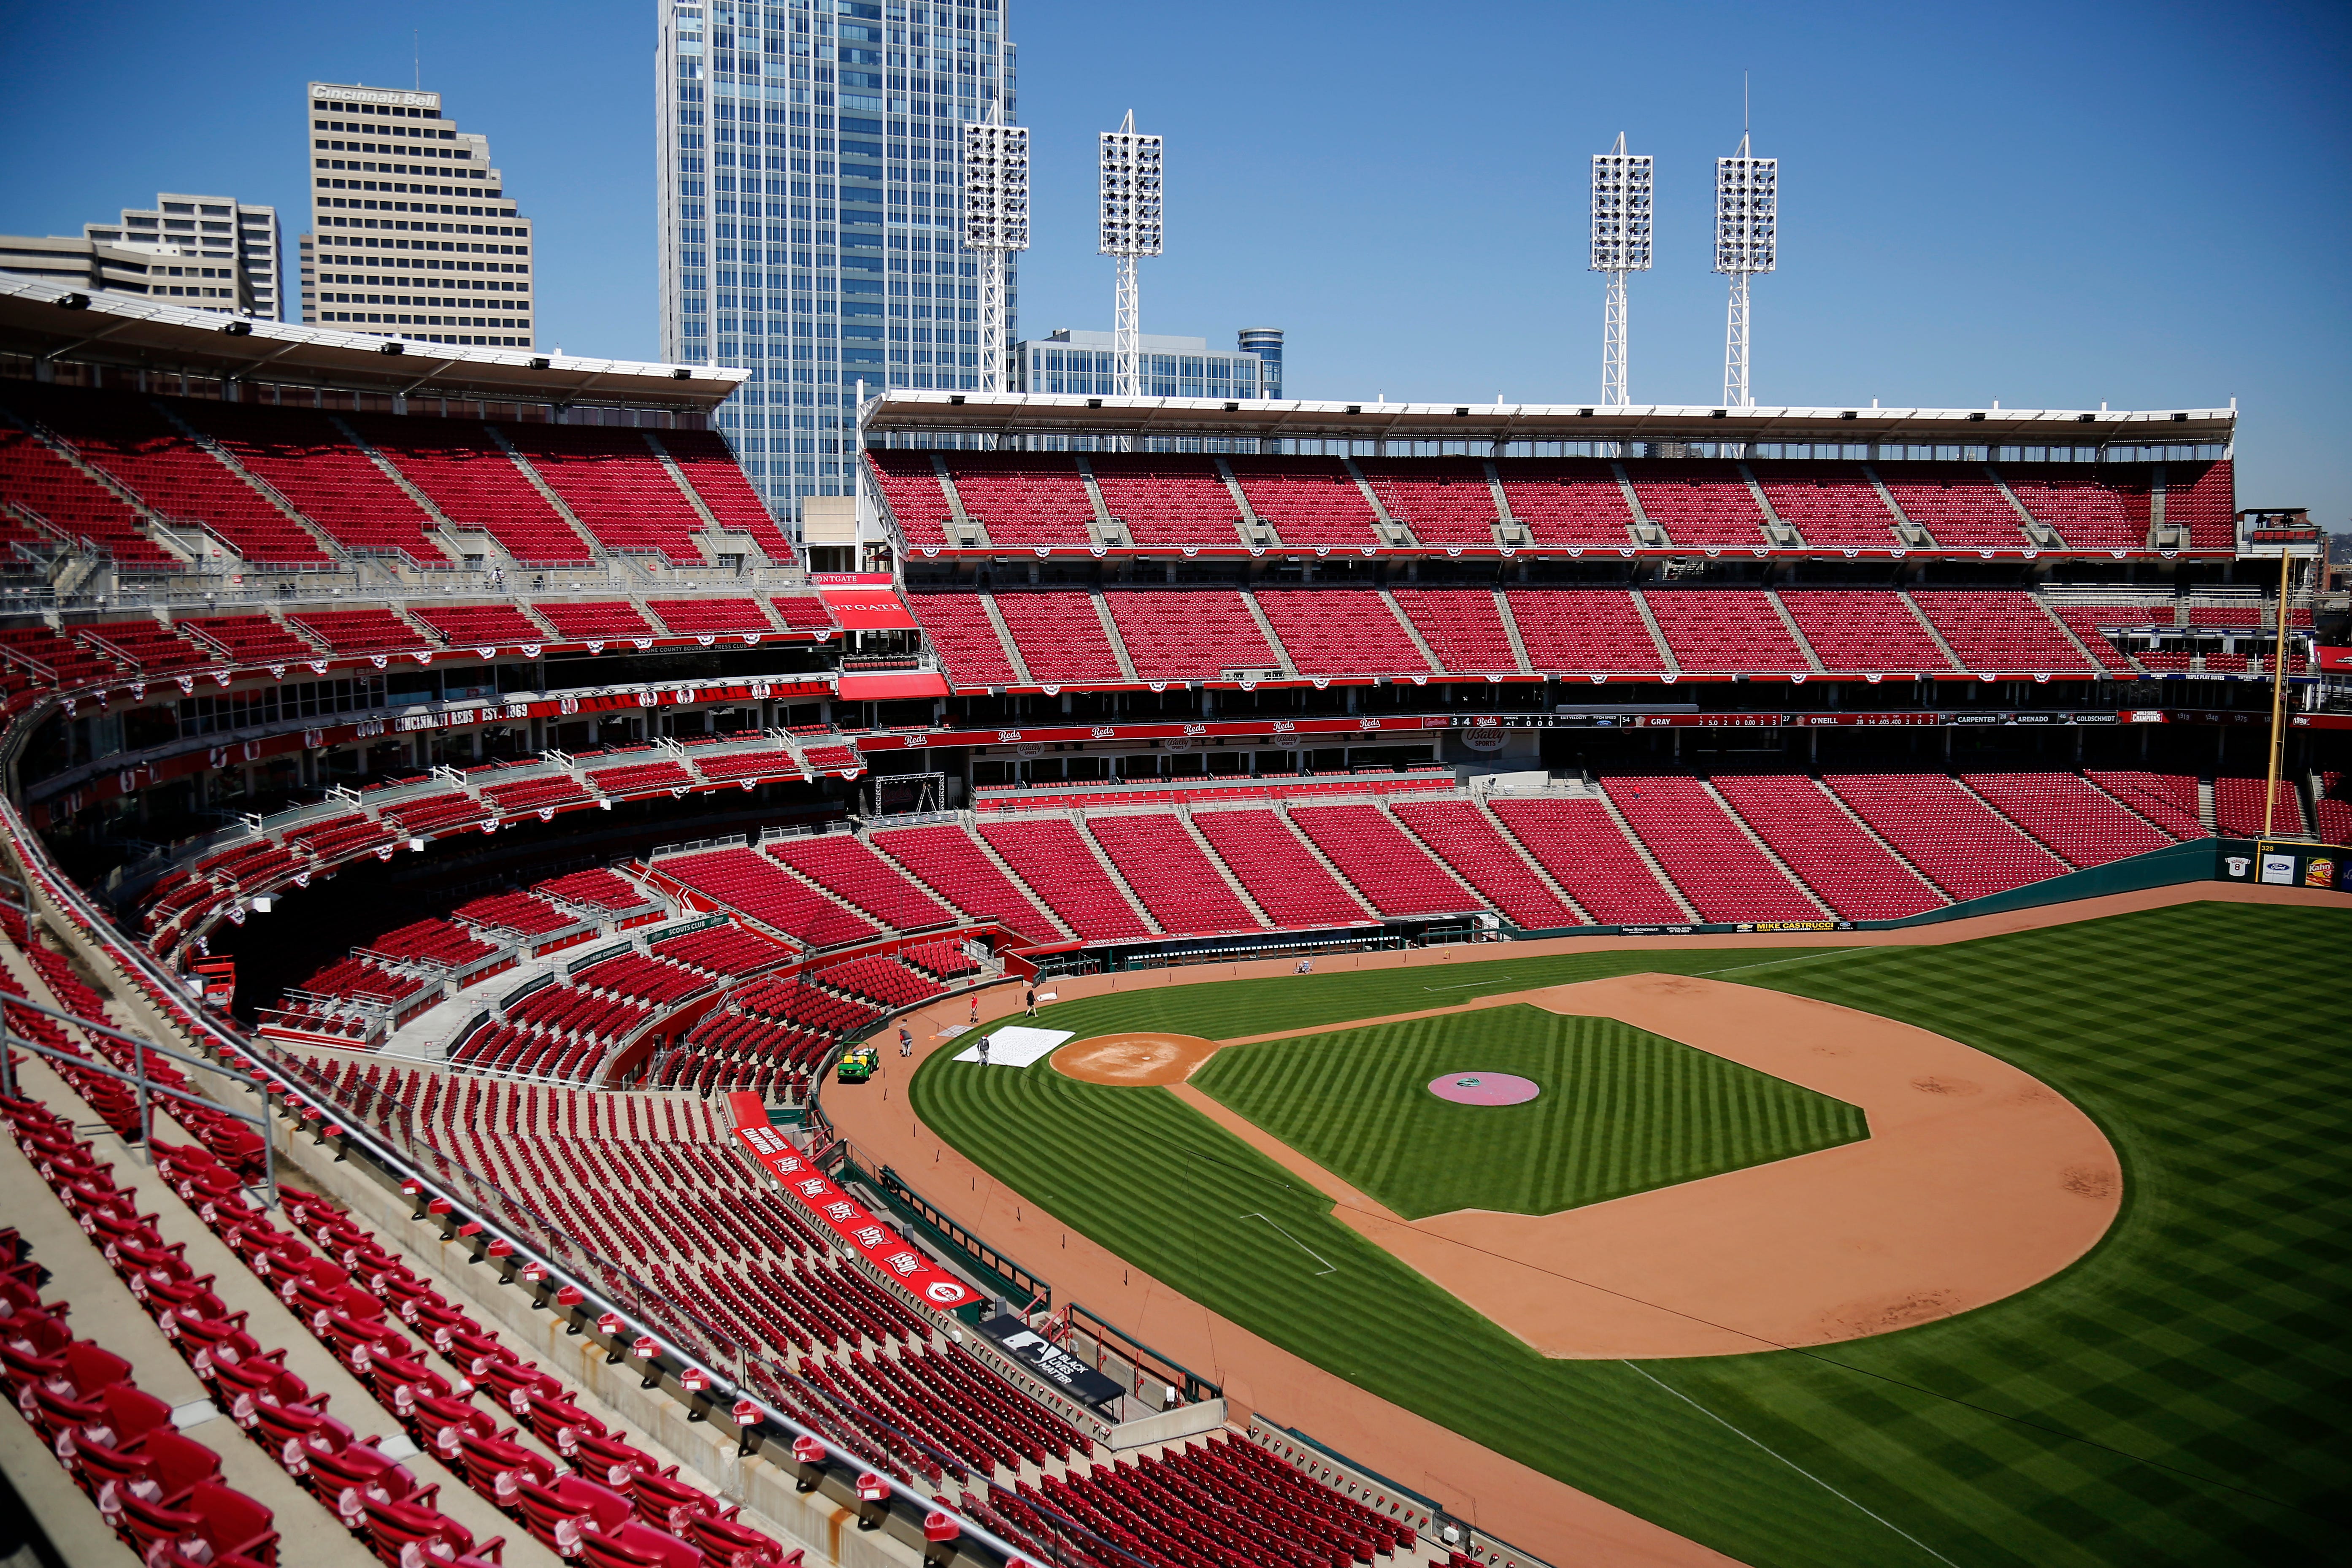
left=973, top=1314, right=1126, bottom=1412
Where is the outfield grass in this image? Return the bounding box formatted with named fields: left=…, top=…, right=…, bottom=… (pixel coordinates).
left=1190, top=1004, right=1867, bottom=1218
left=908, top=905, right=2352, bottom=1568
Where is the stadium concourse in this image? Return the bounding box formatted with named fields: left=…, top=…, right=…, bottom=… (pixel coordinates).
left=0, top=289, right=2344, bottom=1568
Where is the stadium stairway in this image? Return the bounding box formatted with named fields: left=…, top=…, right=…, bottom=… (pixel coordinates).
left=0, top=1051, right=554, bottom=1568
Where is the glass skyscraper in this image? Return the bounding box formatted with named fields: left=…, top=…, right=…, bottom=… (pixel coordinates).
left=656, top=0, right=1013, bottom=536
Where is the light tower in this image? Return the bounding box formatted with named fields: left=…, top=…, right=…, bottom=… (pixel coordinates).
left=1589, top=132, right=1652, bottom=408
left=1098, top=111, right=1162, bottom=397
left=1714, top=132, right=1776, bottom=408
left=963, top=118, right=1030, bottom=393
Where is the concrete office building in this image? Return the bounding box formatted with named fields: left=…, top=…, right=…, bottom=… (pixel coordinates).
left=81, top=194, right=281, bottom=318
left=0, top=234, right=188, bottom=300
left=1012, top=328, right=1276, bottom=400
left=655, top=0, right=1017, bottom=530
left=298, top=81, right=537, bottom=348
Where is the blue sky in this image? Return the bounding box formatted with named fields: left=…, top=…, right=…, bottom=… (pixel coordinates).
left=4, top=0, right=2347, bottom=523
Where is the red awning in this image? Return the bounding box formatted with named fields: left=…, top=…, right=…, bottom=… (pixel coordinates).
left=817, top=583, right=918, bottom=630
left=836, top=670, right=951, bottom=700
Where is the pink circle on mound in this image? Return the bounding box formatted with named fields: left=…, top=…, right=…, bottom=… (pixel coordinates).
left=1428, top=1072, right=1541, bottom=1106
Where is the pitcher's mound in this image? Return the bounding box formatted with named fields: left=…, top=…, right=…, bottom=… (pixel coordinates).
left=1055, top=1033, right=1221, bottom=1086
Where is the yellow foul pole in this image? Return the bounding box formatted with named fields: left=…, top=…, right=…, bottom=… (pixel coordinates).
left=2261, top=546, right=2294, bottom=841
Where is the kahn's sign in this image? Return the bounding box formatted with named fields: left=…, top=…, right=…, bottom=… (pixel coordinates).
left=973, top=1314, right=1126, bottom=1412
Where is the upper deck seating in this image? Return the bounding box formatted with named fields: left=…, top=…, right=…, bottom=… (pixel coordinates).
left=657, top=428, right=795, bottom=561
left=1909, top=592, right=2096, bottom=673
left=1257, top=590, right=1432, bottom=677
left=0, top=422, right=179, bottom=568
left=994, top=593, right=1126, bottom=684
left=907, top=593, right=1018, bottom=685
left=976, top=819, right=1154, bottom=941
left=349, top=412, right=592, bottom=563
left=1751, top=463, right=1902, bottom=549
left=1493, top=459, right=1636, bottom=546
left=1602, top=776, right=1823, bottom=921
left=1227, top=456, right=1382, bottom=550
left=1391, top=798, right=1581, bottom=927
left=1086, top=454, right=1243, bottom=548
left=1188, top=808, right=1371, bottom=927
left=1392, top=589, right=1521, bottom=674
left=942, top=453, right=1095, bottom=550
left=2165, top=461, right=2237, bottom=550
left=1504, top=589, right=1663, bottom=676
left=1778, top=590, right=1954, bottom=672
left=1642, top=589, right=1806, bottom=673
left=1627, top=460, right=1771, bottom=548
left=1103, top=589, right=1279, bottom=682
left=1082, top=812, right=1263, bottom=935
left=2001, top=467, right=2147, bottom=550
left=1878, top=465, right=2030, bottom=550
left=1487, top=798, right=1687, bottom=924
left=1711, top=773, right=1944, bottom=919
left=1358, top=458, right=1499, bottom=546
left=500, top=424, right=708, bottom=563
left=13, top=385, right=331, bottom=564
left=866, top=450, right=954, bottom=549
left=178, top=403, right=446, bottom=562
left=1287, top=803, right=1477, bottom=916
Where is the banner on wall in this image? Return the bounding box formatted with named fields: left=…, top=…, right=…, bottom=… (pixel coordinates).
left=727, top=1093, right=980, bottom=1311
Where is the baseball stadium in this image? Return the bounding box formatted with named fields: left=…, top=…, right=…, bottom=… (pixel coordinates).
left=0, top=202, right=2347, bottom=1568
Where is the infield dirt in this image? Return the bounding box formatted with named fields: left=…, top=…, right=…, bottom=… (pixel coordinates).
left=827, top=883, right=2333, bottom=1565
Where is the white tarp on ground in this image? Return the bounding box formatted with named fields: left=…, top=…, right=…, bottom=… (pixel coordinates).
left=952, top=1026, right=1073, bottom=1067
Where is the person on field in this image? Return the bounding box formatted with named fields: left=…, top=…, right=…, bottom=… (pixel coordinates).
left=968, top=995, right=980, bottom=1026
left=1295, top=957, right=1314, bottom=974
left=898, top=1025, right=914, bottom=1058
left=1025, top=985, right=1038, bottom=1017
left=976, top=1035, right=992, bottom=1066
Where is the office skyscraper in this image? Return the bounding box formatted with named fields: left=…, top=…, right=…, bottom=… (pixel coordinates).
left=297, top=81, right=538, bottom=349
left=655, top=0, right=1014, bottom=530
left=84, top=195, right=282, bottom=319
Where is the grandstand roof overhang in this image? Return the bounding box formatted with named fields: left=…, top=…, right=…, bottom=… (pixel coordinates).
left=0, top=278, right=747, bottom=413
left=862, top=391, right=2236, bottom=448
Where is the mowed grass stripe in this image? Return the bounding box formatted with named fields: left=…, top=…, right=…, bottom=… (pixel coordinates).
left=911, top=906, right=2351, bottom=1567
left=1192, top=1007, right=1865, bottom=1218
left=917, top=1012, right=1931, bottom=1568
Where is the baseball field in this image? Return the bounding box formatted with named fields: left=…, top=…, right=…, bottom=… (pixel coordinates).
left=906, top=900, right=2352, bottom=1568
